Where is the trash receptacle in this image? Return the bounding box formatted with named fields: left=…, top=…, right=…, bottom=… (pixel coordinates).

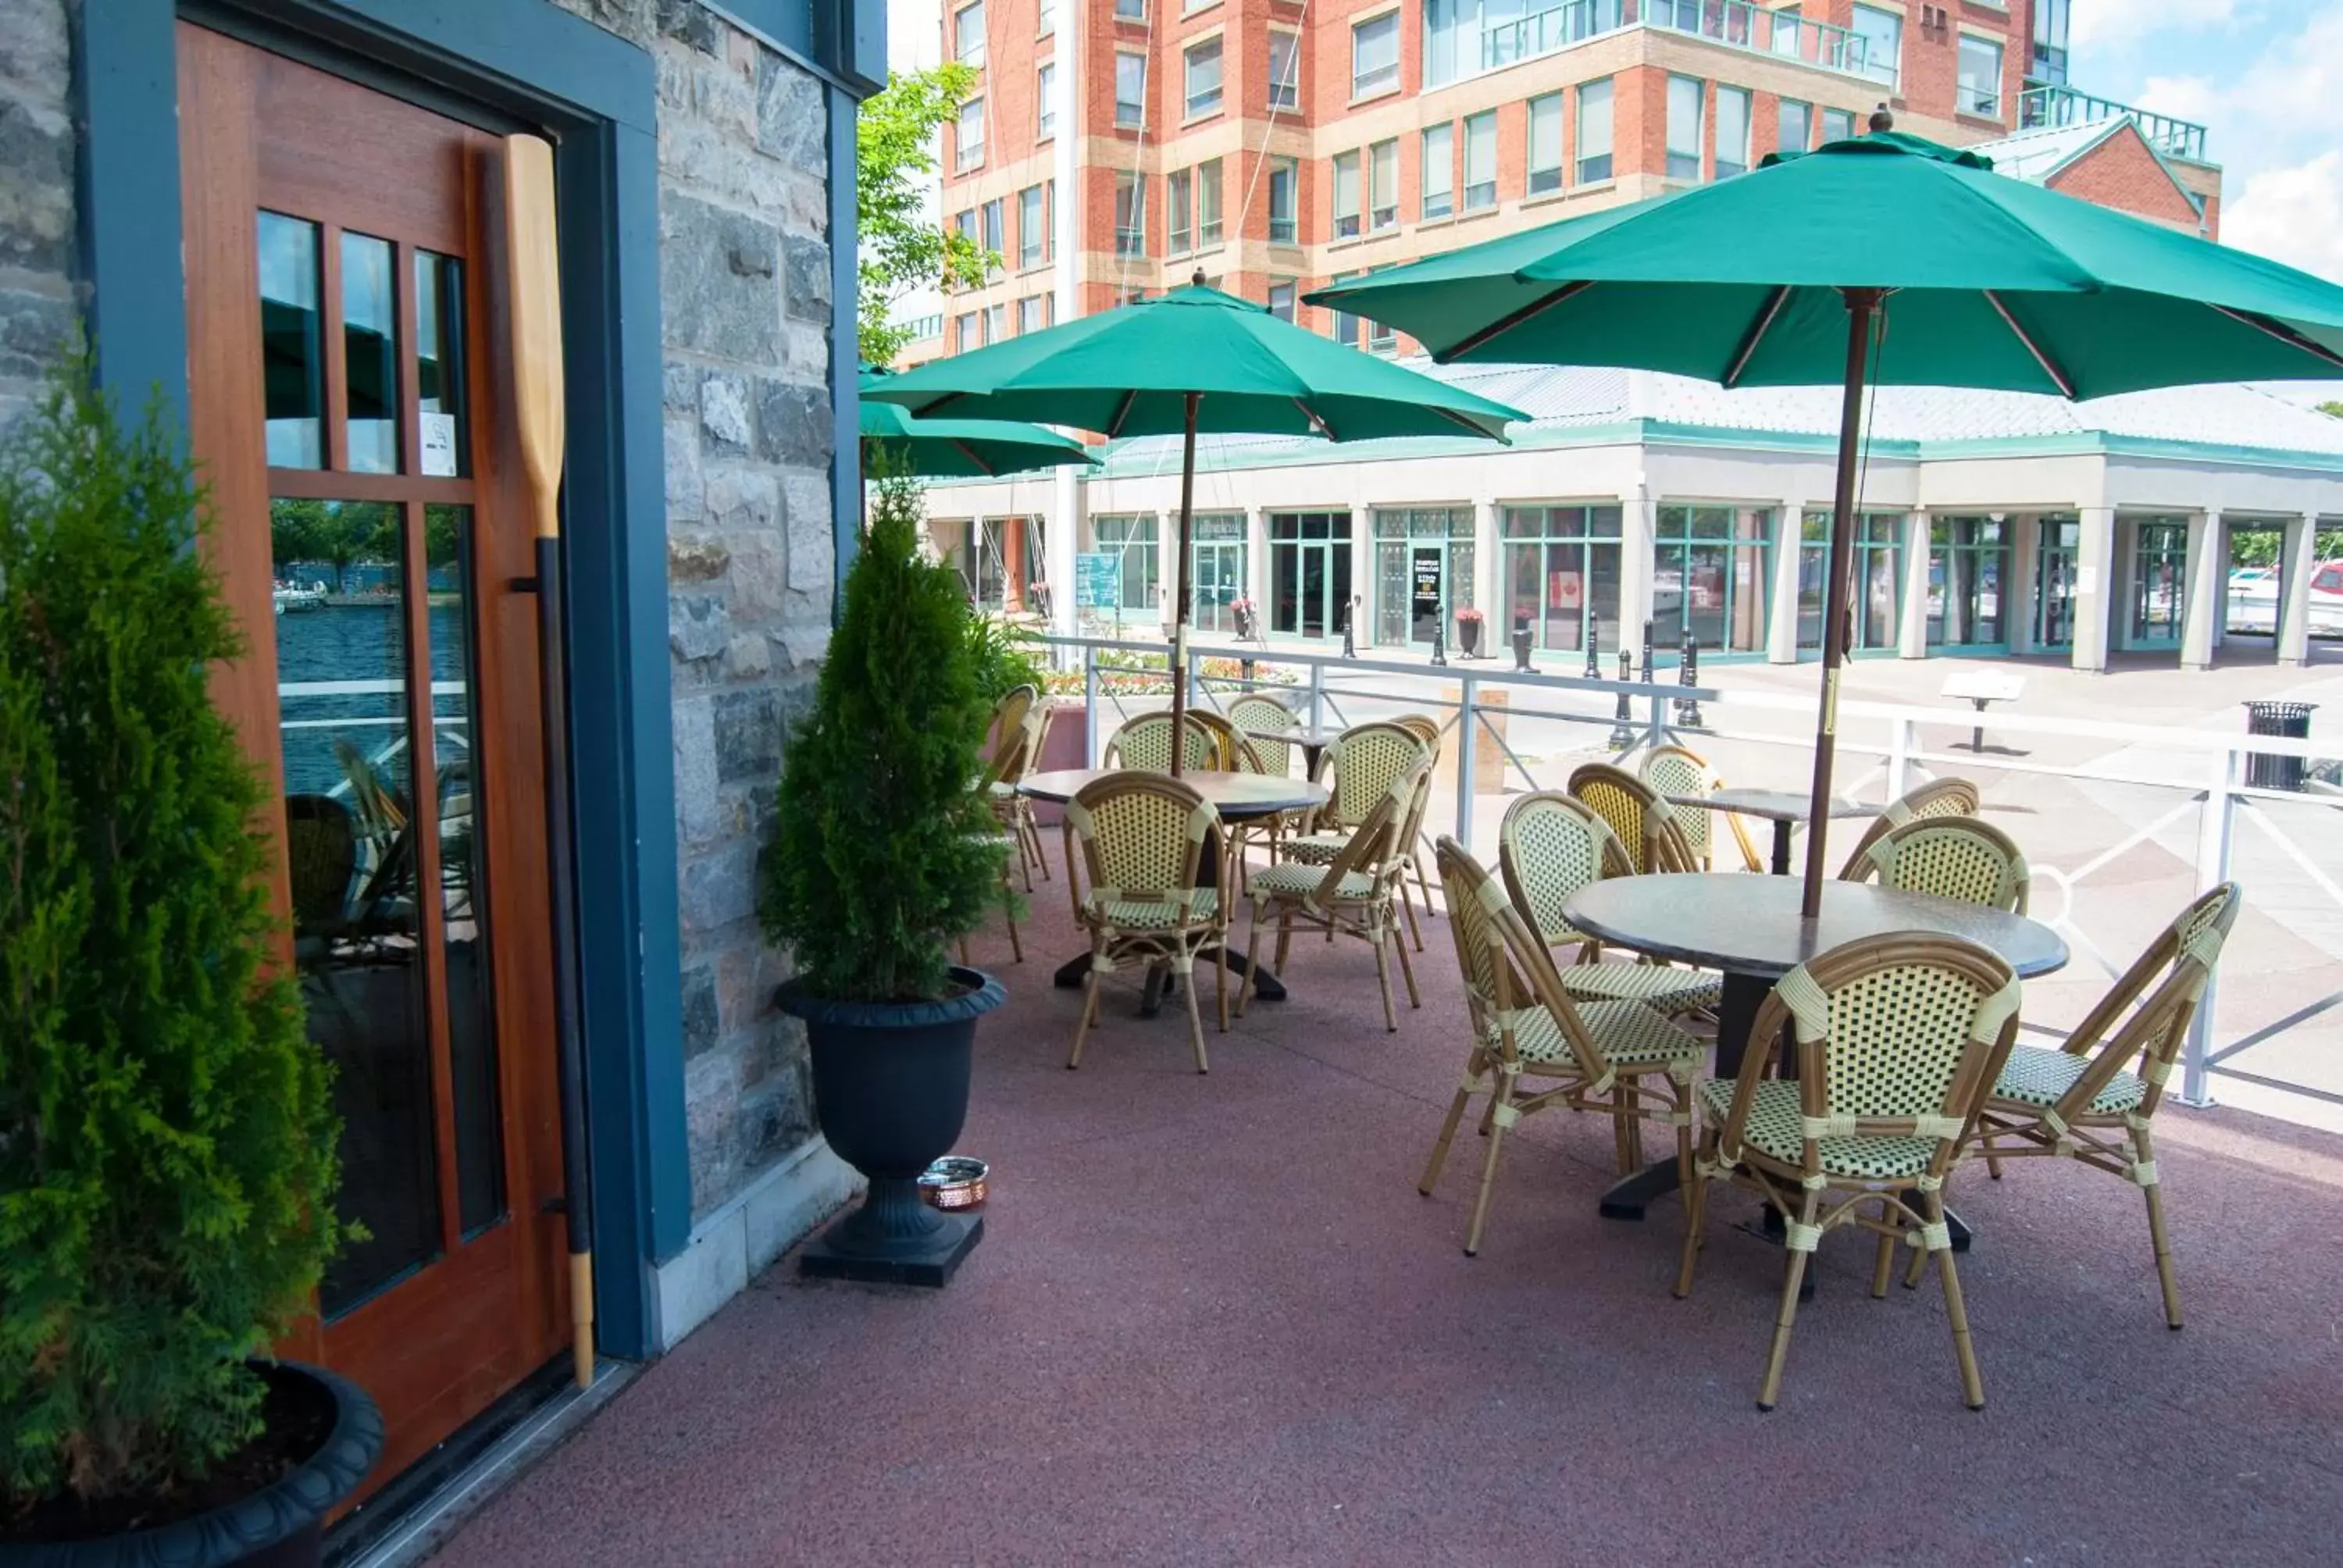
left=2243, top=701, right=2317, bottom=790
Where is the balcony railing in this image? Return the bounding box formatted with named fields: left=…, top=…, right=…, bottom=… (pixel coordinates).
left=2018, top=84, right=2210, bottom=164
left=1483, top=0, right=1888, bottom=88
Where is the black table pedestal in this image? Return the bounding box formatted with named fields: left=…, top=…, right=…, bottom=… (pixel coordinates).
left=1047, top=829, right=1286, bottom=1008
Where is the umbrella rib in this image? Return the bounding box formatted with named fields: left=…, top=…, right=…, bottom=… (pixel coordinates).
left=1106, top=388, right=1143, bottom=439
left=947, top=437, right=997, bottom=476
left=1721, top=285, right=1792, bottom=390
left=1441, top=279, right=1596, bottom=362
left=2206, top=305, right=2343, bottom=372
left=1983, top=290, right=2075, bottom=399
left=1294, top=398, right=1336, bottom=440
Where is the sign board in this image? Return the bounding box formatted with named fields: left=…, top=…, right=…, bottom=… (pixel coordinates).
left=1942, top=672, right=2026, bottom=704
left=1075, top=552, right=1120, bottom=611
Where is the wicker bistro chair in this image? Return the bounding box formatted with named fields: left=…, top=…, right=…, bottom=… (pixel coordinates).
left=1388, top=714, right=1445, bottom=946
left=1836, top=777, right=1981, bottom=880
left=1498, top=793, right=1724, bottom=1018
left=1061, top=773, right=1228, bottom=1074
left=1238, top=756, right=1430, bottom=1032
left=1849, top=816, right=2031, bottom=914
left=1228, top=693, right=1298, bottom=775
left=1102, top=711, right=1221, bottom=774
left=1281, top=722, right=1430, bottom=868
left=1637, top=743, right=1765, bottom=875
left=1567, top=762, right=1700, bottom=875
left=1931, top=882, right=2243, bottom=1326
left=1424, top=837, right=1707, bottom=1256
left=1675, top=934, right=2024, bottom=1411
left=958, top=830, right=1025, bottom=967
left=983, top=695, right=1050, bottom=889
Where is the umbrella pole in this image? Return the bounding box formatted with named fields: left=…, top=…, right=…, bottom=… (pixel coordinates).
left=1799, top=287, right=1881, bottom=918
left=1169, top=390, right=1200, bottom=778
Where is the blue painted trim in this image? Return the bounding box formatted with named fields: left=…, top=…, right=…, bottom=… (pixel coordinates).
left=830, top=83, right=861, bottom=603
left=75, top=0, right=187, bottom=427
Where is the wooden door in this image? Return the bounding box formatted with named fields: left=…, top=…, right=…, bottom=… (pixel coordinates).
left=176, top=23, right=571, bottom=1499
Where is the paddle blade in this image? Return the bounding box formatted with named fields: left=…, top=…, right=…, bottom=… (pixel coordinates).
left=504, top=134, right=565, bottom=538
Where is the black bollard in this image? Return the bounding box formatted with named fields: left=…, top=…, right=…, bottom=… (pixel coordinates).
left=1674, top=630, right=1703, bottom=729
left=1511, top=611, right=1533, bottom=672
left=1609, top=646, right=1638, bottom=751
left=1583, top=611, right=1601, bottom=681
left=1430, top=613, right=1448, bottom=667
left=1340, top=597, right=1357, bottom=661
left=1640, top=619, right=1656, bottom=693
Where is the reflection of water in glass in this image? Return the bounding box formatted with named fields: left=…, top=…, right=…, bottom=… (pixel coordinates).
left=277, top=602, right=472, bottom=796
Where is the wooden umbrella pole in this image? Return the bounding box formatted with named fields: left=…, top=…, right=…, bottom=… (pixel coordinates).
left=505, top=134, right=596, bottom=1389
left=1168, top=390, right=1200, bottom=778
left=1799, top=287, right=1881, bottom=918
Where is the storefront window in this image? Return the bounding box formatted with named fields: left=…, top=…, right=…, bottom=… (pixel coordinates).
left=1927, top=516, right=2008, bottom=649
left=1798, top=510, right=1903, bottom=652
left=1092, top=514, right=1160, bottom=615
left=1189, top=512, right=1247, bottom=633
left=1268, top=510, right=1353, bottom=639
left=2130, top=517, right=2188, bottom=645
left=1371, top=508, right=1476, bottom=647
left=2035, top=513, right=2081, bottom=649
left=1653, top=504, right=1769, bottom=654
left=1503, top=504, right=1621, bottom=654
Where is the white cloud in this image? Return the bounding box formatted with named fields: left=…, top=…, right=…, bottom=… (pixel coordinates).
left=2225, top=151, right=2343, bottom=283
left=2071, top=0, right=2237, bottom=52
left=2134, top=75, right=2224, bottom=128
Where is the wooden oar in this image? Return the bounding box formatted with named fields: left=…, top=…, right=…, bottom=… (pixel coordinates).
left=505, top=132, right=596, bottom=1391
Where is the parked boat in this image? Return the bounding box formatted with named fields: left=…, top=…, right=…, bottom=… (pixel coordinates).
left=273, top=580, right=329, bottom=615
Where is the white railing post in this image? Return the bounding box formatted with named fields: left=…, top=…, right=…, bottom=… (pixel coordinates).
left=1084, top=647, right=1100, bottom=768
left=1644, top=687, right=1666, bottom=753
left=2181, top=743, right=2238, bottom=1107
left=1308, top=659, right=1326, bottom=731
left=1456, top=675, right=1478, bottom=855
left=1886, top=715, right=1914, bottom=800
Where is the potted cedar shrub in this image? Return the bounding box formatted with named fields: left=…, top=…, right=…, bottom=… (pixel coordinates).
left=0, top=379, right=377, bottom=1565
left=1454, top=606, right=1485, bottom=659
left=761, top=467, right=1008, bottom=1287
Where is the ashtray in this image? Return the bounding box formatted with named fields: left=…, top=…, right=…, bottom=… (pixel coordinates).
left=918, top=1156, right=989, bottom=1211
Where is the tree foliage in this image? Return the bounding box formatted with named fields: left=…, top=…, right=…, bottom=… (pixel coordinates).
left=2319, top=400, right=2343, bottom=420
left=0, top=377, right=346, bottom=1507
left=858, top=65, right=994, bottom=368
left=762, top=463, right=1004, bottom=1002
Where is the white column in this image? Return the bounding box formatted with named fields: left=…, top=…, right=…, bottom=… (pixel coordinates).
left=1156, top=509, right=1176, bottom=634
left=2277, top=514, right=2316, bottom=667
left=2073, top=504, right=2117, bottom=672
left=2180, top=509, right=2219, bottom=671
left=1246, top=505, right=1270, bottom=624
left=1768, top=501, right=1804, bottom=663
left=2008, top=514, right=2039, bottom=656
left=1899, top=510, right=1931, bottom=658
left=2212, top=520, right=2233, bottom=650
left=1619, top=487, right=1655, bottom=672
left=1047, top=16, right=1082, bottom=643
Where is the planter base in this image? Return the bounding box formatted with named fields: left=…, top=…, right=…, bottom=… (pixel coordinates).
left=800, top=1208, right=982, bottom=1288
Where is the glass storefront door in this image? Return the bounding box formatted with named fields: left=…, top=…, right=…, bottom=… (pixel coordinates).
left=2035, top=513, right=2081, bottom=650
left=1371, top=507, right=1475, bottom=647
left=1927, top=516, right=2009, bottom=651
left=1188, top=511, right=1246, bottom=633
left=2128, top=517, right=2188, bottom=648
left=1268, top=510, right=1353, bottom=639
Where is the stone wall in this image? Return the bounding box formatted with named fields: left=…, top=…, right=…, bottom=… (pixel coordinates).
left=0, top=0, right=77, bottom=429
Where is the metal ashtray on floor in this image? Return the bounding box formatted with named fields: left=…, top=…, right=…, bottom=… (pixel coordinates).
left=918, top=1156, right=989, bottom=1211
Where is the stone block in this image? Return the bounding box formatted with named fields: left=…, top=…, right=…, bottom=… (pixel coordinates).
left=754, top=377, right=831, bottom=469
left=0, top=283, right=74, bottom=390
left=669, top=533, right=731, bottom=583
left=783, top=234, right=830, bottom=325
left=726, top=631, right=772, bottom=679
left=754, top=52, right=826, bottom=176
left=661, top=191, right=780, bottom=363
left=0, top=96, right=76, bottom=277
left=713, top=686, right=781, bottom=782
left=663, top=410, right=702, bottom=519
left=658, top=0, right=719, bottom=53
left=679, top=963, right=721, bottom=1060
left=671, top=697, right=725, bottom=846
left=783, top=472, right=835, bottom=591
left=547, top=0, right=659, bottom=48
left=726, top=527, right=786, bottom=615
left=676, top=839, right=759, bottom=934
left=699, top=370, right=752, bottom=454
left=669, top=593, right=729, bottom=662
left=0, top=0, right=72, bottom=89
left=704, top=465, right=778, bottom=533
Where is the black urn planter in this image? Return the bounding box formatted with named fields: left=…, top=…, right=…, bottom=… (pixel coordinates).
left=4, top=1362, right=382, bottom=1568
left=1457, top=618, right=1484, bottom=658
left=777, top=966, right=1006, bottom=1287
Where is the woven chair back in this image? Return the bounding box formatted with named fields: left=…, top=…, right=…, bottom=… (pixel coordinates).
left=1498, top=791, right=1632, bottom=946
left=1837, top=777, right=1981, bottom=878
left=992, top=682, right=1037, bottom=754
left=285, top=794, right=359, bottom=929
left=1393, top=713, right=1443, bottom=758
left=1637, top=744, right=1717, bottom=863
left=982, top=693, right=1046, bottom=790
left=1736, top=934, right=2022, bottom=1183
left=2058, top=882, right=2243, bottom=1121
left=1229, top=695, right=1295, bottom=775
left=1187, top=710, right=1253, bottom=771
left=1856, top=816, right=2030, bottom=914
left=1104, top=711, right=1221, bottom=773
left=1066, top=772, right=1216, bottom=902
left=1433, top=836, right=1610, bottom=1081
left=1567, top=762, right=1697, bottom=874
left=1325, top=722, right=1431, bottom=829
left=1307, top=755, right=1430, bottom=907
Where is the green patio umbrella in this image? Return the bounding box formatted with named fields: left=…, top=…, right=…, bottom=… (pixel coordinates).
left=865, top=275, right=1527, bottom=772
left=1312, top=114, right=2343, bottom=914
left=858, top=376, right=1100, bottom=479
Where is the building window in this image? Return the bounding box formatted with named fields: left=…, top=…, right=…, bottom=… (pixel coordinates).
left=1268, top=510, right=1354, bottom=638
left=954, top=0, right=985, bottom=66
left=1328, top=273, right=1361, bottom=346
left=1168, top=168, right=1193, bottom=253
left=1114, top=172, right=1145, bottom=256
left=1527, top=93, right=1563, bottom=195
left=1368, top=140, right=1398, bottom=230
left=1114, top=0, right=1144, bottom=18
left=954, top=311, right=978, bottom=352
left=1332, top=149, right=1361, bottom=239
left=1038, top=0, right=1054, bottom=37
left=1821, top=106, right=1856, bottom=142
left=1503, top=504, right=1623, bottom=654
left=1654, top=505, right=1771, bottom=654
left=1037, top=62, right=1055, bottom=138
left=1577, top=78, right=1614, bottom=183
left=1269, top=29, right=1300, bottom=111
left=1421, top=123, right=1453, bottom=219
left=957, top=97, right=984, bottom=169
left=1665, top=77, right=1703, bottom=180
left=2129, top=518, right=2188, bottom=646
left=1018, top=184, right=1047, bottom=268
left=1190, top=512, right=1250, bottom=633
left=1958, top=34, right=2004, bottom=117
left=1364, top=272, right=1396, bottom=353
left=1778, top=98, right=1811, bottom=156
left=2033, top=0, right=2070, bottom=87
left=1772, top=2, right=1803, bottom=59
left=1423, top=0, right=1464, bottom=87
left=1715, top=85, right=1750, bottom=179
left=1197, top=159, right=1224, bottom=247
left=1850, top=3, right=1901, bottom=90
left=1017, top=294, right=1049, bottom=335
left=1352, top=12, right=1399, bottom=98
left=1115, top=52, right=1146, bottom=128
left=1186, top=36, right=1224, bottom=119
left=1798, top=511, right=1903, bottom=651
left=1268, top=280, right=1296, bottom=322
left=1092, top=515, right=1161, bottom=615
left=1927, top=517, right=2008, bottom=650
left=1268, top=158, right=1299, bottom=243
left=1463, top=110, right=1496, bottom=210
left=981, top=198, right=1004, bottom=264
left=983, top=303, right=1005, bottom=345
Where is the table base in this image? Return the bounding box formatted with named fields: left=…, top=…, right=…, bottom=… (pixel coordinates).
left=1050, top=948, right=1286, bottom=1010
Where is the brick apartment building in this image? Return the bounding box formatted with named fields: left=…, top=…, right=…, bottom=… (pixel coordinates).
left=920, top=0, right=2222, bottom=365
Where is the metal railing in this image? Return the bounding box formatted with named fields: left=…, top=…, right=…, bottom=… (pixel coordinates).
left=1485, top=0, right=1883, bottom=87
left=1049, top=632, right=2341, bottom=1121
left=2017, top=84, right=2210, bottom=163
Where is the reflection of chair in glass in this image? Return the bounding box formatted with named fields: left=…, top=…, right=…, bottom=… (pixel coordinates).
left=1499, top=792, right=1721, bottom=1017
left=1941, top=883, right=2241, bottom=1327
left=1835, top=777, right=1979, bottom=879
left=1567, top=762, right=1699, bottom=875
left=285, top=794, right=361, bottom=957
left=1637, top=743, right=1763, bottom=874
left=1425, top=837, right=1705, bottom=1256
left=1848, top=816, right=2029, bottom=914
left=1676, top=933, right=2023, bottom=1410
left=1063, top=773, right=1227, bottom=1073
left=1102, top=711, right=1219, bottom=773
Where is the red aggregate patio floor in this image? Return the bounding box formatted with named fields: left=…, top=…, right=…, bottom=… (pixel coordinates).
left=435, top=844, right=2343, bottom=1567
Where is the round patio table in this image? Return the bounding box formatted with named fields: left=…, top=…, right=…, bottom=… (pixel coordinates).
left=1243, top=725, right=1343, bottom=782
left=1561, top=874, right=2067, bottom=1235
left=1665, top=788, right=1879, bottom=876
left=1019, top=768, right=1329, bottom=1007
